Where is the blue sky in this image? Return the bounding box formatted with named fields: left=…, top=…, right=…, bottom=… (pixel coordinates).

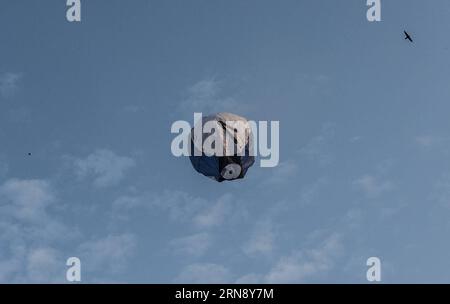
left=1, top=0, right=450, bottom=283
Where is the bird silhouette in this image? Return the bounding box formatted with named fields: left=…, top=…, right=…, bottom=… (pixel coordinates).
left=404, top=31, right=413, bottom=43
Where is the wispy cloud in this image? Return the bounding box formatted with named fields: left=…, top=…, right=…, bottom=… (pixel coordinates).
left=112, top=190, right=206, bottom=224
left=431, top=175, right=450, bottom=209
left=0, top=179, right=55, bottom=223
left=243, top=218, right=275, bottom=257
left=263, top=233, right=343, bottom=283
left=0, top=179, right=73, bottom=283
left=0, top=177, right=139, bottom=283
left=111, top=190, right=237, bottom=228
left=299, top=123, right=335, bottom=167
left=415, top=135, right=448, bottom=149
left=295, top=73, right=331, bottom=97
left=111, top=194, right=149, bottom=221
left=175, top=263, right=232, bottom=283
left=193, top=194, right=233, bottom=228
left=0, top=73, right=22, bottom=98
left=24, top=248, right=63, bottom=283
left=237, top=233, right=344, bottom=284
left=180, top=78, right=241, bottom=114
left=299, top=177, right=328, bottom=205
left=349, top=136, right=363, bottom=143
left=262, top=160, right=298, bottom=185
left=77, top=234, right=137, bottom=276
left=170, top=233, right=212, bottom=258
left=73, top=149, right=136, bottom=188
left=352, top=174, right=394, bottom=198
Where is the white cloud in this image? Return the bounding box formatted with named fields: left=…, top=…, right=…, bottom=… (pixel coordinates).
left=431, top=175, right=450, bottom=209
left=349, top=136, right=363, bottom=143
left=236, top=233, right=344, bottom=284
left=262, top=161, right=298, bottom=185
left=295, top=73, right=331, bottom=97
left=180, top=78, right=240, bottom=114
left=343, top=208, right=364, bottom=228
left=298, top=177, right=328, bottom=205
left=235, top=273, right=264, bottom=284
left=170, top=233, right=212, bottom=257
left=175, top=263, right=232, bottom=283
left=111, top=194, right=148, bottom=221
left=243, top=219, right=275, bottom=257
left=0, top=246, right=63, bottom=283
left=74, top=149, right=135, bottom=188
left=352, top=175, right=394, bottom=198
left=0, top=179, right=72, bottom=283
left=111, top=190, right=213, bottom=225
left=299, top=123, right=335, bottom=166
left=0, top=178, right=138, bottom=283
left=188, top=79, right=219, bottom=104
left=157, top=191, right=209, bottom=224
left=0, top=72, right=21, bottom=98
left=78, top=234, right=137, bottom=275
left=0, top=179, right=54, bottom=223
left=25, top=248, right=63, bottom=283
left=263, top=233, right=343, bottom=283
left=415, top=135, right=447, bottom=148
left=193, top=194, right=233, bottom=228
left=112, top=190, right=240, bottom=228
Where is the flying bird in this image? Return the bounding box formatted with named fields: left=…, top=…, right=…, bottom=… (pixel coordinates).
left=404, top=31, right=413, bottom=43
